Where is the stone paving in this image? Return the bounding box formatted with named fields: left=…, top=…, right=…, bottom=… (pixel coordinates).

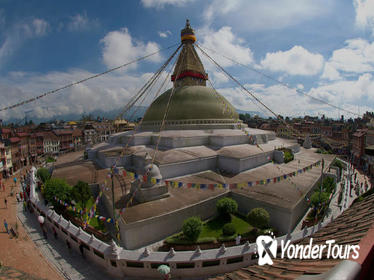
left=16, top=196, right=124, bottom=280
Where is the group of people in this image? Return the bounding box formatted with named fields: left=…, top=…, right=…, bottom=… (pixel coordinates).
left=2, top=170, right=30, bottom=236
left=346, top=163, right=371, bottom=197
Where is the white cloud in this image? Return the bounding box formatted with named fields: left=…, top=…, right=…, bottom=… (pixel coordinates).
left=141, top=0, right=195, bottom=8
left=158, top=30, right=171, bottom=38
left=322, top=38, right=374, bottom=77
left=215, top=71, right=374, bottom=119
left=354, top=0, right=374, bottom=35
left=67, top=12, right=99, bottom=32
left=198, top=26, right=254, bottom=69
left=260, top=46, right=324, bottom=76
left=32, top=19, right=49, bottom=36
left=311, top=73, right=374, bottom=103
left=203, top=0, right=332, bottom=31
left=321, top=62, right=341, bottom=81
left=0, top=18, right=49, bottom=67
left=100, top=27, right=162, bottom=69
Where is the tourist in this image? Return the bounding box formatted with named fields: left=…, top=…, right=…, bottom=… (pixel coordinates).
left=235, top=234, right=241, bottom=245
left=53, top=227, right=58, bottom=239
left=4, top=198, right=7, bottom=208
left=16, top=193, right=20, bottom=203
left=66, top=239, right=71, bottom=252
left=3, top=219, right=8, bottom=234
left=43, top=227, right=48, bottom=239
left=20, top=192, right=23, bottom=201
left=79, top=244, right=85, bottom=258
left=23, top=200, right=27, bottom=212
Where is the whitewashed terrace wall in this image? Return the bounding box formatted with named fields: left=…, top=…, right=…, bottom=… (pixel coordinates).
left=29, top=195, right=331, bottom=279
left=119, top=192, right=228, bottom=250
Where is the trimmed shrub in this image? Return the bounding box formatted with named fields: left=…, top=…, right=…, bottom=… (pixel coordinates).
left=222, top=223, right=236, bottom=236
left=182, top=217, right=203, bottom=242
left=247, top=208, right=270, bottom=229
left=216, top=198, right=238, bottom=221
left=283, top=149, right=294, bottom=163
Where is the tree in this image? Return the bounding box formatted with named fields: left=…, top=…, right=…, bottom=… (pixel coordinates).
left=44, top=178, right=72, bottom=206
left=247, top=208, right=270, bottom=229
left=182, top=217, right=203, bottom=241
left=216, top=198, right=238, bottom=221
left=310, top=191, right=329, bottom=207
left=72, top=181, right=91, bottom=209
left=37, top=168, right=51, bottom=183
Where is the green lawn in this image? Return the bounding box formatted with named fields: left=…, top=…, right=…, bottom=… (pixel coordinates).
left=200, top=214, right=252, bottom=239
left=166, top=214, right=252, bottom=244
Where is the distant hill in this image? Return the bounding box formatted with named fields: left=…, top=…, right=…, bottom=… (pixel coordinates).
left=236, top=109, right=266, bottom=118
left=5, top=106, right=264, bottom=125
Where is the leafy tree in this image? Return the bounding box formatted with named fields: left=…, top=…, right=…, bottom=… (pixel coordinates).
left=182, top=217, right=203, bottom=241
left=37, top=168, right=51, bottom=183
left=322, top=177, right=336, bottom=193
left=216, top=198, right=238, bottom=221
left=72, top=181, right=91, bottom=209
left=310, top=191, right=329, bottom=207
left=247, top=208, right=270, bottom=229
left=222, top=223, right=236, bottom=236
left=44, top=178, right=72, bottom=206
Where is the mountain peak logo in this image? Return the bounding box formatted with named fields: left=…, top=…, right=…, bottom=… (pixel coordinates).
left=256, top=235, right=277, bottom=265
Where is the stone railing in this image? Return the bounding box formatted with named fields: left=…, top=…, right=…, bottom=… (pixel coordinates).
left=29, top=193, right=335, bottom=278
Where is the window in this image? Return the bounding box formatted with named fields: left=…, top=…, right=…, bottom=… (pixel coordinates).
left=150, top=263, right=168, bottom=269
left=227, top=256, right=243, bottom=264
left=94, top=249, right=105, bottom=259
left=126, top=261, right=144, bottom=268
left=202, top=260, right=220, bottom=267
left=176, top=262, right=195, bottom=269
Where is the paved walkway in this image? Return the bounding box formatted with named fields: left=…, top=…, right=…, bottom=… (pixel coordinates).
left=0, top=167, right=63, bottom=280
left=293, top=161, right=372, bottom=232
left=17, top=202, right=123, bottom=280
left=0, top=266, right=46, bottom=280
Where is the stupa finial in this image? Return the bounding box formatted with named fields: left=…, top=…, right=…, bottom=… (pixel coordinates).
left=181, top=19, right=196, bottom=43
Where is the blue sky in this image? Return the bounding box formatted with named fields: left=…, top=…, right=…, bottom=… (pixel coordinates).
left=1, top=0, right=374, bottom=121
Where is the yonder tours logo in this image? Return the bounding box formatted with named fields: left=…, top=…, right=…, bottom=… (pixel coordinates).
left=256, top=235, right=360, bottom=266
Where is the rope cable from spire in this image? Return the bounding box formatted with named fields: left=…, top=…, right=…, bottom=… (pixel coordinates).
left=197, top=44, right=361, bottom=117
left=196, top=43, right=303, bottom=138
left=0, top=43, right=179, bottom=113
left=117, top=44, right=182, bottom=120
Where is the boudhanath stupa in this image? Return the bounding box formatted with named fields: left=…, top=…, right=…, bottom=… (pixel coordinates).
left=88, top=20, right=334, bottom=249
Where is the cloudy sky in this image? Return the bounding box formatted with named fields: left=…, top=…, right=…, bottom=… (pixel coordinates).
left=1, top=0, right=374, bottom=122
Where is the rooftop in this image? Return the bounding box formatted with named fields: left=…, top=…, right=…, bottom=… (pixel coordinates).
left=209, top=192, right=374, bottom=280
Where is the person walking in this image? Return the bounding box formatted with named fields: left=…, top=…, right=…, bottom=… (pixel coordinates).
left=79, top=244, right=85, bottom=258
left=52, top=227, right=58, bottom=239
left=3, top=219, right=9, bottom=234
left=66, top=239, right=71, bottom=252
left=4, top=198, right=7, bottom=208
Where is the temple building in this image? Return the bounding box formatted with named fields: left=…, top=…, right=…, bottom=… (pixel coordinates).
left=88, top=20, right=335, bottom=249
